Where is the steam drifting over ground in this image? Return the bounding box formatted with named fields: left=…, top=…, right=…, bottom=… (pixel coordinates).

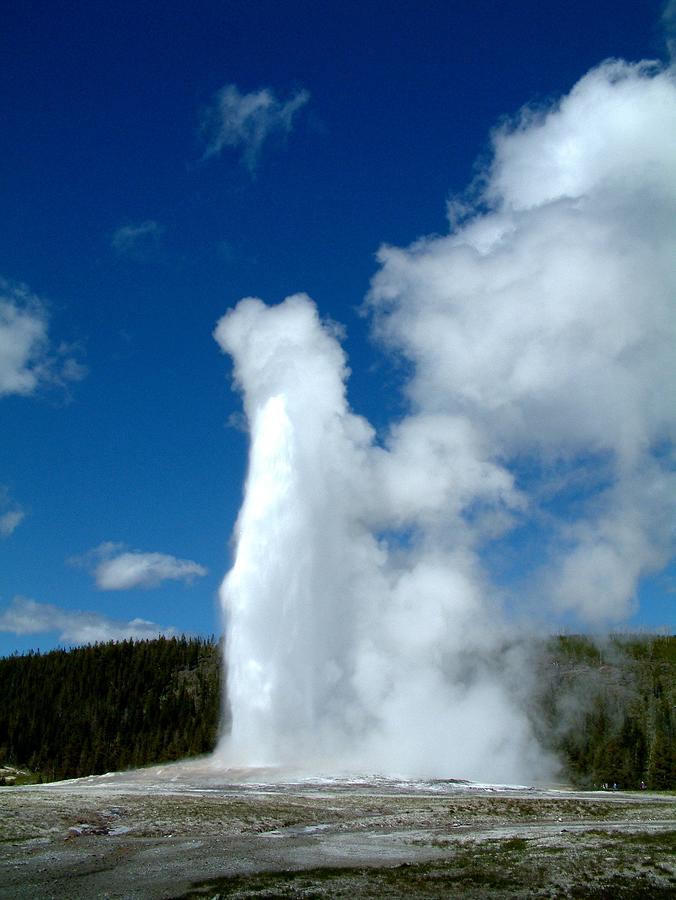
left=213, top=59, right=676, bottom=783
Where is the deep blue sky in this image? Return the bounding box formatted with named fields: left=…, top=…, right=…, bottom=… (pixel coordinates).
left=0, top=0, right=672, bottom=656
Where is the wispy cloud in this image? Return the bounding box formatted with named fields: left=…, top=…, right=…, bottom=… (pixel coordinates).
left=0, top=596, right=177, bottom=644
left=111, top=220, right=164, bottom=259
left=0, top=487, right=24, bottom=538
left=664, top=0, right=676, bottom=60
left=0, top=279, right=86, bottom=398
left=200, top=84, right=309, bottom=171
left=0, top=509, right=24, bottom=537
left=71, top=541, right=208, bottom=590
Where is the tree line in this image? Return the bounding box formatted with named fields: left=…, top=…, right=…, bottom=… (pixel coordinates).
left=0, top=636, right=221, bottom=782
left=0, top=633, right=673, bottom=788
left=533, top=634, right=675, bottom=789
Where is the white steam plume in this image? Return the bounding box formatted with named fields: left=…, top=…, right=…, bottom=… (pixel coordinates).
left=214, top=297, right=381, bottom=768
left=214, top=59, right=675, bottom=781
left=369, top=59, right=676, bottom=625
left=214, top=296, right=545, bottom=780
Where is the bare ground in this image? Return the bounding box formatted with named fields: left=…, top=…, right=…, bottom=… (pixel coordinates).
left=0, top=761, right=674, bottom=898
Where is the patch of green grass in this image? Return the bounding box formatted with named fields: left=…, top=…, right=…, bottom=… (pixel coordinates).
left=177, top=839, right=544, bottom=898
left=181, top=863, right=521, bottom=899
left=601, top=830, right=676, bottom=849
left=0, top=772, right=43, bottom=786
left=0, top=834, right=42, bottom=844
left=569, top=876, right=675, bottom=898
left=179, top=829, right=676, bottom=899
left=500, top=837, right=529, bottom=852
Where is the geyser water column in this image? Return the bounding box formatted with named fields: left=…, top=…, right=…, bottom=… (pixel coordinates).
left=213, top=294, right=376, bottom=768
left=222, top=392, right=301, bottom=761
left=213, top=293, right=546, bottom=782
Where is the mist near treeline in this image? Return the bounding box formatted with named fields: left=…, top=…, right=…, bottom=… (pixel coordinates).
left=213, top=59, right=676, bottom=782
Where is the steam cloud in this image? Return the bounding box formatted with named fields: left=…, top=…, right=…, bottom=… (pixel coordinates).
left=214, top=60, right=676, bottom=782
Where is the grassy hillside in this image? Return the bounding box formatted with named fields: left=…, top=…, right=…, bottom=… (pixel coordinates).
left=0, top=633, right=673, bottom=787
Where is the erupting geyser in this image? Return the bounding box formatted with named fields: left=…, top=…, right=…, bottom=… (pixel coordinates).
left=212, top=295, right=545, bottom=781
left=213, top=60, right=676, bottom=782
left=213, top=297, right=382, bottom=770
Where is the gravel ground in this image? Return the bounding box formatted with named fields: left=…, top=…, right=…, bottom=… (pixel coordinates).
left=0, top=761, right=674, bottom=898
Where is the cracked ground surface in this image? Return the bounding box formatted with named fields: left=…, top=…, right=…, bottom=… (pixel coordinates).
left=0, top=762, right=674, bottom=898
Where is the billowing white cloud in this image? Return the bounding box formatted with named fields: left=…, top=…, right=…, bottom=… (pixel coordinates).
left=71, top=542, right=208, bottom=590
left=111, top=220, right=163, bottom=258
left=0, top=597, right=177, bottom=645
left=201, top=84, right=309, bottom=171
left=485, top=60, right=676, bottom=212
left=214, top=57, right=675, bottom=783
left=0, top=280, right=86, bottom=398
left=368, top=59, right=676, bottom=624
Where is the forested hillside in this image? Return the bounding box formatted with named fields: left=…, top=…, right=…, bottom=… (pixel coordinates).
left=533, top=634, right=675, bottom=790
left=0, top=636, right=220, bottom=782
left=0, top=634, right=673, bottom=788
